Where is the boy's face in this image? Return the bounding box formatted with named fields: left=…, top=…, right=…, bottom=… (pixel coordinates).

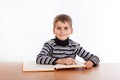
left=53, top=21, right=73, bottom=41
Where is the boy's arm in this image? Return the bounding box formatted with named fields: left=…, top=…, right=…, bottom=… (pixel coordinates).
left=36, top=43, right=57, bottom=65
left=76, top=46, right=100, bottom=66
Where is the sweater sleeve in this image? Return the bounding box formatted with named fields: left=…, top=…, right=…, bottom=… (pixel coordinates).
left=36, top=43, right=57, bottom=65
left=76, top=44, right=100, bottom=66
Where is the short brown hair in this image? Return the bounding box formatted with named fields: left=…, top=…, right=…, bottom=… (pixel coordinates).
left=53, top=14, right=72, bottom=28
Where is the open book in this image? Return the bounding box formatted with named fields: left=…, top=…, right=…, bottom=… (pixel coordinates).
left=22, top=60, right=85, bottom=72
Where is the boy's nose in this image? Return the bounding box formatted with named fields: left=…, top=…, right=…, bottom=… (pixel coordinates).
left=60, top=29, right=65, bottom=33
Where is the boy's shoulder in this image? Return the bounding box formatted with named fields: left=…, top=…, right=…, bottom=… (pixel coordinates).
left=69, top=39, right=80, bottom=46
left=44, top=39, right=55, bottom=45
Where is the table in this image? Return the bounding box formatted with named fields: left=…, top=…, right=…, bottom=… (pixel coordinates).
left=0, top=62, right=120, bottom=80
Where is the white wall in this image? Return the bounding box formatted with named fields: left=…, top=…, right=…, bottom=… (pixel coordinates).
left=0, top=0, right=120, bottom=63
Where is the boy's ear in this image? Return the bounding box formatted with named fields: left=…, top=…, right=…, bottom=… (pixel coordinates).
left=53, top=28, right=55, bottom=34
left=71, top=28, right=73, bottom=34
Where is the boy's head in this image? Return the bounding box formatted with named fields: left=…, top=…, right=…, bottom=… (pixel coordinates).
left=53, top=14, right=72, bottom=28
left=53, top=14, right=73, bottom=41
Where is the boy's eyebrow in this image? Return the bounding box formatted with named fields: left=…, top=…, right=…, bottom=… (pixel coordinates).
left=56, top=26, right=69, bottom=28
left=55, top=26, right=61, bottom=27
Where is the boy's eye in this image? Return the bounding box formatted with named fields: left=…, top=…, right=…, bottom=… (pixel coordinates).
left=57, top=27, right=61, bottom=30
left=64, top=27, right=68, bottom=30
left=56, top=27, right=69, bottom=30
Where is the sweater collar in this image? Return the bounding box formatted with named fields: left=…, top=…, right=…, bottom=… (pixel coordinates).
left=54, top=37, right=69, bottom=46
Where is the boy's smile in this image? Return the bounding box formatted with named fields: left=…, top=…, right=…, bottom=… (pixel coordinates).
left=53, top=21, right=73, bottom=41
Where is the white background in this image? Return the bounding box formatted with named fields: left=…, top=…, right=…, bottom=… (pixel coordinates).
left=0, top=0, right=120, bottom=63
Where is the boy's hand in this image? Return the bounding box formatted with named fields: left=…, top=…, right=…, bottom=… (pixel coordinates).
left=55, top=57, right=76, bottom=65
left=84, top=60, right=94, bottom=69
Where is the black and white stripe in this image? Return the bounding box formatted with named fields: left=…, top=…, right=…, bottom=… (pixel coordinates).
left=36, top=39, right=100, bottom=65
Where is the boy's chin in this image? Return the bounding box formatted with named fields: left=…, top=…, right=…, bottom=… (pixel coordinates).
left=58, top=38, right=68, bottom=41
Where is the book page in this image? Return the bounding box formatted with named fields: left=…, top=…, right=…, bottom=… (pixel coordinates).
left=54, top=60, right=85, bottom=70
left=22, top=62, right=54, bottom=71
left=22, top=60, right=85, bottom=71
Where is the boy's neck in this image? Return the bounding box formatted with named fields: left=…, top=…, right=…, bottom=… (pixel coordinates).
left=54, top=37, right=69, bottom=46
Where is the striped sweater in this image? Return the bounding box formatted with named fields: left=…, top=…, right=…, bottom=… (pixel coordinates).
left=36, top=38, right=100, bottom=66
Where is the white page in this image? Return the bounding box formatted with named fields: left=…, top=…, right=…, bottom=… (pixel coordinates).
left=22, top=61, right=54, bottom=71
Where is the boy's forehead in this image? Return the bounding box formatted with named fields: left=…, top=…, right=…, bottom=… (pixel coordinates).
left=55, top=21, right=70, bottom=25
left=54, top=20, right=72, bottom=28
left=56, top=21, right=70, bottom=24
left=54, top=21, right=72, bottom=28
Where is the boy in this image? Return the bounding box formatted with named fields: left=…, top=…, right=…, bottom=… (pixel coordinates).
left=36, top=14, right=100, bottom=69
